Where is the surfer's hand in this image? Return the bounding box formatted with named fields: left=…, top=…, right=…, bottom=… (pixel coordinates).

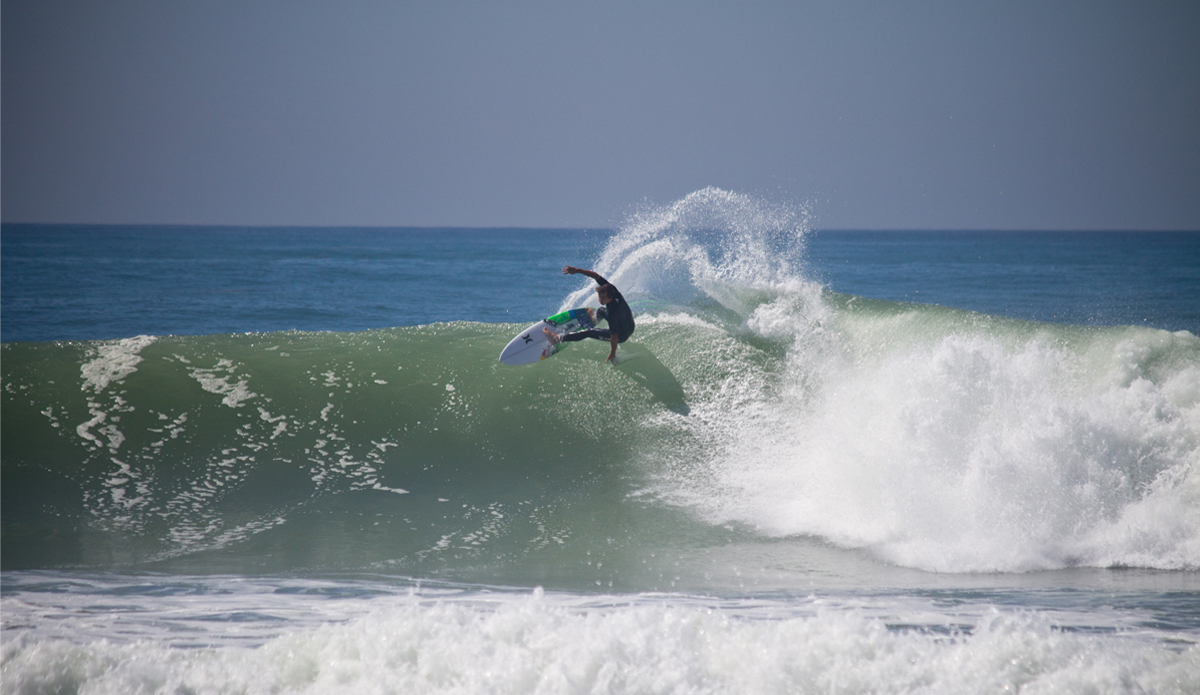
left=562, top=266, right=578, bottom=275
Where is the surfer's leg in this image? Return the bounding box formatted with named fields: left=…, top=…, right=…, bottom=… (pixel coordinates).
left=542, top=327, right=561, bottom=345
left=562, top=328, right=611, bottom=343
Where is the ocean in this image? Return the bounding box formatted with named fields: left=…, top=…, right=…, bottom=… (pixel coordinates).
left=3, top=188, right=1199, bottom=693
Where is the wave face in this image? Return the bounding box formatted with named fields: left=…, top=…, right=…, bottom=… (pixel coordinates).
left=4, top=189, right=1199, bottom=581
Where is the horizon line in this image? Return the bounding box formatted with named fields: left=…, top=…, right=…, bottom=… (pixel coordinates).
left=3, top=221, right=1197, bottom=234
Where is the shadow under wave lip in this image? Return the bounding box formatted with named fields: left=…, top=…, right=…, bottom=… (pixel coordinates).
left=612, top=342, right=690, bottom=416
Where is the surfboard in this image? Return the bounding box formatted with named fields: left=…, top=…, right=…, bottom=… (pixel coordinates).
left=498, top=308, right=596, bottom=365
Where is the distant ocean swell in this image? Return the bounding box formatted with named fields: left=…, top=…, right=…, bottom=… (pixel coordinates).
left=3, top=189, right=1199, bottom=580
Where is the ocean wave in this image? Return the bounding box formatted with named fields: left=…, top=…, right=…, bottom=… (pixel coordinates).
left=3, top=189, right=1197, bottom=579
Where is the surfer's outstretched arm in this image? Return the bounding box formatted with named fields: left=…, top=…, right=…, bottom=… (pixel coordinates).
left=562, top=266, right=609, bottom=285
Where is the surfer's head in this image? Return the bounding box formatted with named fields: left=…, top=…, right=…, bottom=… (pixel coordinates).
left=595, top=284, right=614, bottom=304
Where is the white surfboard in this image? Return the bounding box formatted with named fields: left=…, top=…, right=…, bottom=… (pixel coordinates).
left=498, top=308, right=595, bottom=365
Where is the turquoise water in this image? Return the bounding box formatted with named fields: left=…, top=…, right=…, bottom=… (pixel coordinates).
left=3, top=189, right=1199, bottom=693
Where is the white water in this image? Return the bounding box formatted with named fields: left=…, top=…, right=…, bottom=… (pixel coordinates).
left=4, top=576, right=1197, bottom=695
left=575, top=188, right=1200, bottom=575
left=696, top=316, right=1200, bottom=573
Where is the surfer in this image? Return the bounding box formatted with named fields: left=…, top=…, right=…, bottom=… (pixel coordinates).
left=545, top=266, right=635, bottom=363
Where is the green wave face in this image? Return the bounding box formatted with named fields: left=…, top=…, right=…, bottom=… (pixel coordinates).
left=5, top=303, right=1199, bottom=587
left=1, top=323, right=709, bottom=583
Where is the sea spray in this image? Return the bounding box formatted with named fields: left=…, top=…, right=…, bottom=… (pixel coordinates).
left=562, top=187, right=817, bottom=321
left=569, top=189, right=1200, bottom=574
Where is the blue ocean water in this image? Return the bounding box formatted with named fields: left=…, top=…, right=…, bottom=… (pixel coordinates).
left=3, top=189, right=1199, bottom=693
left=1, top=225, right=611, bottom=342
left=5, top=225, right=1196, bottom=344
left=804, top=230, right=1200, bottom=332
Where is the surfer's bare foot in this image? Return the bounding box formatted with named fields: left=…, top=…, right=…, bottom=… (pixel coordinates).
left=543, top=327, right=560, bottom=345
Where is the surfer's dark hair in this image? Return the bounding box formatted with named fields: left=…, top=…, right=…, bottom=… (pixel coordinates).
left=596, top=284, right=613, bottom=297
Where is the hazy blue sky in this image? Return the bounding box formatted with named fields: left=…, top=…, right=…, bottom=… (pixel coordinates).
left=3, top=1, right=1198, bottom=229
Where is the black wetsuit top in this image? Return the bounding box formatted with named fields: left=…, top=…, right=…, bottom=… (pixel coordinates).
left=597, top=282, right=635, bottom=342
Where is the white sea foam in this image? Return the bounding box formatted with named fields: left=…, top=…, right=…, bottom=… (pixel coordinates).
left=75, top=336, right=155, bottom=452
left=3, top=589, right=1195, bottom=695
left=665, top=291, right=1200, bottom=575
left=605, top=189, right=1200, bottom=574
left=80, top=335, right=157, bottom=393
left=189, top=358, right=259, bottom=408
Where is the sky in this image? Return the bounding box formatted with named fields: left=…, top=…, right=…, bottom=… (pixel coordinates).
left=3, top=0, right=1198, bottom=230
